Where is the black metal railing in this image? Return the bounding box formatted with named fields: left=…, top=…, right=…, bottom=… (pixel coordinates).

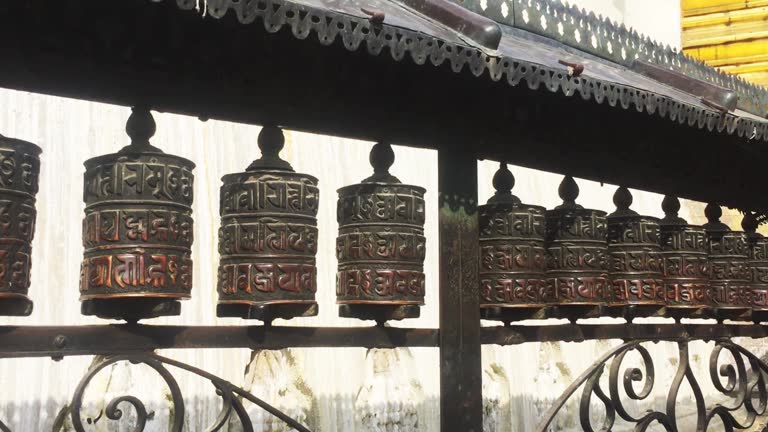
left=1, top=323, right=768, bottom=431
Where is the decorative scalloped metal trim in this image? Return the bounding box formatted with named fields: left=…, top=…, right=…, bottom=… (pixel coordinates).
left=453, top=0, right=768, bottom=118
left=174, top=0, right=768, bottom=142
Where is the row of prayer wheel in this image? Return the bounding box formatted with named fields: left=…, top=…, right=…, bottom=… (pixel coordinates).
left=479, top=163, right=768, bottom=323
left=0, top=108, right=766, bottom=323
left=1, top=108, right=426, bottom=323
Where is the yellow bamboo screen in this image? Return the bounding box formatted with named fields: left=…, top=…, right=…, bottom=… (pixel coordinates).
left=683, top=0, right=768, bottom=87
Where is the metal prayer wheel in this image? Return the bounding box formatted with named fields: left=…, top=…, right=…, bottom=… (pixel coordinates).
left=545, top=176, right=610, bottom=317
left=80, top=108, right=195, bottom=321
left=216, top=126, right=319, bottom=322
left=659, top=196, right=711, bottom=315
left=479, top=163, right=547, bottom=322
left=742, top=212, right=768, bottom=316
left=336, top=143, right=426, bottom=322
left=606, top=187, right=664, bottom=317
left=703, top=204, right=751, bottom=317
left=0, top=134, right=41, bottom=316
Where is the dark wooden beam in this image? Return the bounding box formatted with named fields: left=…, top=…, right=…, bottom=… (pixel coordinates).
left=438, top=148, right=482, bottom=432
left=0, top=1, right=763, bottom=211
left=1, top=323, right=766, bottom=358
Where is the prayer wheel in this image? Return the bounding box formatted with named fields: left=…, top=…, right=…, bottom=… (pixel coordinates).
left=336, top=143, right=426, bottom=322
left=606, top=187, right=664, bottom=317
left=658, top=196, right=710, bottom=317
left=545, top=176, right=610, bottom=320
left=80, top=108, right=195, bottom=321
left=216, top=126, right=319, bottom=321
left=0, top=134, right=41, bottom=316
left=703, top=204, right=751, bottom=319
left=479, top=163, right=547, bottom=322
left=742, top=212, right=768, bottom=318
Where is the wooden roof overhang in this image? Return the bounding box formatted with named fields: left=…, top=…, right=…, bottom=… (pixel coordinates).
left=1, top=0, right=767, bottom=209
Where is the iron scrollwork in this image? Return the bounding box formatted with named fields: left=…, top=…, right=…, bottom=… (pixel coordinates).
left=68, top=353, right=312, bottom=432
left=537, top=340, right=768, bottom=431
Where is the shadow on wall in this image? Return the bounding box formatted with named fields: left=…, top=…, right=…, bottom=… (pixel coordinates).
left=611, top=0, right=627, bottom=15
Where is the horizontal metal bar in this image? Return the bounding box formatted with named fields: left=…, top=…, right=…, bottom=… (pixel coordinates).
left=481, top=323, right=768, bottom=345
left=0, top=324, right=766, bottom=358
left=0, top=325, right=440, bottom=358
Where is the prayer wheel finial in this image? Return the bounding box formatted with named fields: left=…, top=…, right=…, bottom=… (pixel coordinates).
left=742, top=211, right=759, bottom=235
left=556, top=175, right=582, bottom=209
left=487, top=162, right=520, bottom=204
left=610, top=186, right=638, bottom=217
left=703, top=203, right=730, bottom=231
left=661, top=195, right=686, bottom=225
left=247, top=125, right=293, bottom=171
left=364, top=142, right=400, bottom=183
left=123, top=107, right=161, bottom=153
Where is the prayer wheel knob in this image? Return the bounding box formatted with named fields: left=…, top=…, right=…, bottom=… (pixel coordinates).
left=488, top=162, right=520, bottom=204
left=556, top=175, right=582, bottom=209
left=742, top=211, right=759, bottom=234
left=661, top=195, right=686, bottom=225
left=703, top=203, right=730, bottom=231
left=705, top=202, right=722, bottom=222
left=365, top=143, right=400, bottom=183
left=611, top=186, right=637, bottom=217
left=247, top=125, right=293, bottom=171
left=125, top=107, right=157, bottom=147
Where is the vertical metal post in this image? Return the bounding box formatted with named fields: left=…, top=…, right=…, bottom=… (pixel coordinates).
left=438, top=148, right=482, bottom=431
